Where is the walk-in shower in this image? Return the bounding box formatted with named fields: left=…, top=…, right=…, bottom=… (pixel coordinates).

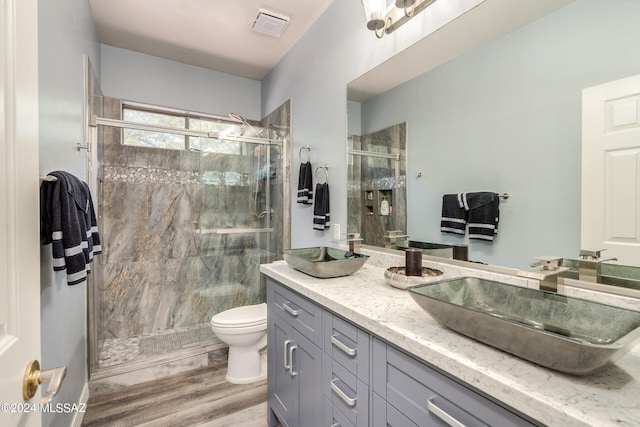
left=86, top=84, right=291, bottom=379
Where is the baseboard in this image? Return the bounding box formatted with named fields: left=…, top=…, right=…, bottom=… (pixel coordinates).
left=70, top=382, right=89, bottom=427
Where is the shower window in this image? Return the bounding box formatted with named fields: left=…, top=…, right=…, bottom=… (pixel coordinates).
left=122, top=103, right=250, bottom=154
left=122, top=106, right=187, bottom=150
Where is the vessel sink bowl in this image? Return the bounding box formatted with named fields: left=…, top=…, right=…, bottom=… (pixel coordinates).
left=407, top=277, right=640, bottom=375
left=282, top=247, right=369, bottom=278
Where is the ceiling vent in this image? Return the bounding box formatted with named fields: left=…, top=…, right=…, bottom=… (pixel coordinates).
left=251, top=9, right=289, bottom=38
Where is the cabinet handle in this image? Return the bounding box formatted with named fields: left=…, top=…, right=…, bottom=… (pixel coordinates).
left=331, top=424, right=340, bottom=427
left=288, top=345, right=298, bottom=377
left=282, top=301, right=301, bottom=317
left=330, top=379, right=357, bottom=407
left=283, top=339, right=292, bottom=370
left=427, top=399, right=466, bottom=427
left=331, top=335, right=357, bottom=357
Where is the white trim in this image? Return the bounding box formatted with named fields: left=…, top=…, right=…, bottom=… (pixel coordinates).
left=70, top=382, right=89, bottom=427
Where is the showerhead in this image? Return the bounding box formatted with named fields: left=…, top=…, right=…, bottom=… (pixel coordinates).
left=228, top=113, right=264, bottom=138
left=228, top=113, right=247, bottom=123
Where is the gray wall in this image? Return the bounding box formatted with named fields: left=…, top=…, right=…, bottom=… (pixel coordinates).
left=101, top=45, right=261, bottom=120
left=38, top=0, right=100, bottom=425
left=261, top=0, right=478, bottom=248
left=264, top=0, right=640, bottom=268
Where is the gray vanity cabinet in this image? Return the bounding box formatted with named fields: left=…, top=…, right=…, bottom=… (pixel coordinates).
left=267, top=279, right=323, bottom=427
left=266, top=277, right=539, bottom=427
left=371, top=338, right=538, bottom=427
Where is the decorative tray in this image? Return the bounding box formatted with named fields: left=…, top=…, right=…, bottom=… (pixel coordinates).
left=384, top=266, right=444, bottom=290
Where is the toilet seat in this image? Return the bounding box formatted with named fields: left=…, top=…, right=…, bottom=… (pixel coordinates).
left=211, top=303, right=267, bottom=329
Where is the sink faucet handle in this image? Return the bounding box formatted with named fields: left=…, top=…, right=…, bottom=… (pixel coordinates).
left=579, top=248, right=604, bottom=260
left=532, top=256, right=563, bottom=270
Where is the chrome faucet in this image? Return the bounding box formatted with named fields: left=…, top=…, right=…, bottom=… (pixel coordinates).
left=577, top=249, right=618, bottom=283
left=385, top=230, right=409, bottom=249
left=517, top=256, right=569, bottom=292
left=346, top=232, right=363, bottom=253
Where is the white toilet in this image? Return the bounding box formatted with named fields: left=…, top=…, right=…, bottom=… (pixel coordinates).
left=210, top=303, right=268, bottom=384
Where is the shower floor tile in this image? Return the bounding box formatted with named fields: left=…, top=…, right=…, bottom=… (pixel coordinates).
left=99, top=323, right=220, bottom=369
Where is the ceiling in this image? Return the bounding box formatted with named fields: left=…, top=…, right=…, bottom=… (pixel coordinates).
left=90, top=0, right=575, bottom=96
left=89, top=0, right=334, bottom=81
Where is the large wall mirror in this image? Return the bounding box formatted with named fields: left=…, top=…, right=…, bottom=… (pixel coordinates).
left=347, top=0, right=640, bottom=272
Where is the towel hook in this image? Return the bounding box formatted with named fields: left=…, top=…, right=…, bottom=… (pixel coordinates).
left=299, top=145, right=311, bottom=163
left=315, top=165, right=329, bottom=184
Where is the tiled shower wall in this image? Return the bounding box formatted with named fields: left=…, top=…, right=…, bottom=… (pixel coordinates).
left=348, top=122, right=407, bottom=247
left=96, top=98, right=289, bottom=346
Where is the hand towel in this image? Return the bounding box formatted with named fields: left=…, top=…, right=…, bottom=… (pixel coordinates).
left=313, top=182, right=330, bottom=231
left=440, top=193, right=466, bottom=235
left=297, top=161, right=313, bottom=204
left=40, top=171, right=102, bottom=285
left=461, top=192, right=500, bottom=241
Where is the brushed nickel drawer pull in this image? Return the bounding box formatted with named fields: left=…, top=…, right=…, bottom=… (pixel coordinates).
left=283, top=340, right=293, bottom=370
left=330, top=379, right=357, bottom=407
left=288, top=345, right=298, bottom=377
left=282, top=301, right=301, bottom=316
left=427, top=399, right=466, bottom=427
left=331, top=335, right=357, bottom=357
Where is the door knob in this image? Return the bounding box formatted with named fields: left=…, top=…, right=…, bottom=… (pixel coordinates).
left=23, top=360, right=67, bottom=404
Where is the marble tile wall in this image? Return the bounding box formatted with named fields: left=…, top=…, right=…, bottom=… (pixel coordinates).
left=96, top=98, right=290, bottom=348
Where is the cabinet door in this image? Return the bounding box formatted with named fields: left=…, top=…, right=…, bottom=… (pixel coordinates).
left=292, top=328, right=323, bottom=427
left=268, top=308, right=296, bottom=427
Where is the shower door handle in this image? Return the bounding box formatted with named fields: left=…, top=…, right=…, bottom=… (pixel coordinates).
left=198, top=227, right=274, bottom=235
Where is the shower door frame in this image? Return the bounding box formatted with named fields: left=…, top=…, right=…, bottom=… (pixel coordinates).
left=86, top=109, right=291, bottom=377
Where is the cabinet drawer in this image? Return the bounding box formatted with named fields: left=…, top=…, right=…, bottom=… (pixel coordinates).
left=372, top=393, right=417, bottom=427
left=267, top=278, right=323, bottom=343
left=323, top=311, right=370, bottom=383
left=323, top=354, right=369, bottom=427
left=324, top=397, right=355, bottom=427
left=373, top=339, right=536, bottom=427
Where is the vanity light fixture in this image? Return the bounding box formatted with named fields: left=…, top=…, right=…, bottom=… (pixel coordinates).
left=362, top=0, right=438, bottom=38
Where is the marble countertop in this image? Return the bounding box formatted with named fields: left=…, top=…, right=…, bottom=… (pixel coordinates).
left=260, top=258, right=640, bottom=427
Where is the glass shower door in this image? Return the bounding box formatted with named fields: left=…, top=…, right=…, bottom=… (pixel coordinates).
left=193, top=131, right=282, bottom=321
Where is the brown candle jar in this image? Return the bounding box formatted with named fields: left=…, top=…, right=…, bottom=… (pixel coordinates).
left=405, top=248, right=423, bottom=276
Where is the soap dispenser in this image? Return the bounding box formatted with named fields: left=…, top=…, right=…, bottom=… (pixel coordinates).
left=380, top=195, right=389, bottom=216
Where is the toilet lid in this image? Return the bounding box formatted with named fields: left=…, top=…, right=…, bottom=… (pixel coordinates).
left=211, top=303, right=267, bottom=328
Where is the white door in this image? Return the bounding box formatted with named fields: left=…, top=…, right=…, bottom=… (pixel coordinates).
left=582, top=74, right=640, bottom=266
left=0, top=0, right=42, bottom=425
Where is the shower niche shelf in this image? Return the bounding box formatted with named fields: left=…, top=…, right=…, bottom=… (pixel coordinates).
left=363, top=189, right=393, bottom=216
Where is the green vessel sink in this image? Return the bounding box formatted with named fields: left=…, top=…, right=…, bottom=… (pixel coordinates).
left=282, top=247, right=369, bottom=278
left=407, top=277, right=640, bottom=375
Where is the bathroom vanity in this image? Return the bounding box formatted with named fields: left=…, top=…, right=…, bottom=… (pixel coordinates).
left=261, top=255, right=640, bottom=427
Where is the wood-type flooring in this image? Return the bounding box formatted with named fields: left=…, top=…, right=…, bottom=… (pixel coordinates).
left=81, top=364, right=268, bottom=427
